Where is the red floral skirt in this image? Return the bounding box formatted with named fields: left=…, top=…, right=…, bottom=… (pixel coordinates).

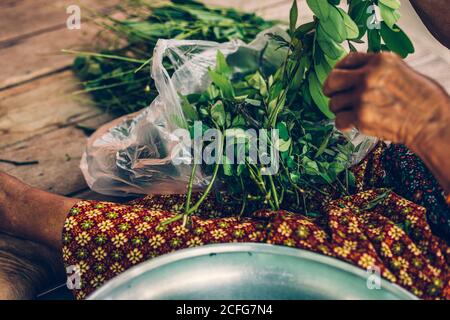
left=62, top=144, right=450, bottom=300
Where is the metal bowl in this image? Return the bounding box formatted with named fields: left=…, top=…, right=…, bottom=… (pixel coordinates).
left=89, top=243, right=416, bottom=300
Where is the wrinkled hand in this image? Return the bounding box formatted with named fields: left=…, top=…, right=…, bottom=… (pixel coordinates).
left=323, top=52, right=450, bottom=148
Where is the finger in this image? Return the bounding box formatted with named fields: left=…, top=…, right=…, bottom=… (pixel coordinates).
left=335, top=111, right=357, bottom=132
left=329, top=91, right=358, bottom=113
left=323, top=69, right=362, bottom=97
left=335, top=52, right=374, bottom=70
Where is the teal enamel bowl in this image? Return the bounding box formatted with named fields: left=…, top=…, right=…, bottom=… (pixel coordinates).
left=88, top=243, right=416, bottom=300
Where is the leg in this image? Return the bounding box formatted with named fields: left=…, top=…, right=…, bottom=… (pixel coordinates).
left=0, top=172, right=78, bottom=250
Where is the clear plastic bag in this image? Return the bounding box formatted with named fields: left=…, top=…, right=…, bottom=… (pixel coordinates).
left=81, top=27, right=377, bottom=197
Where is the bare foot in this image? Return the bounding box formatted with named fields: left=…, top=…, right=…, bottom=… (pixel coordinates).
left=0, top=172, right=78, bottom=250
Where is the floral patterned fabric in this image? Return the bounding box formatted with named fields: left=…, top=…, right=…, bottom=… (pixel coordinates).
left=62, top=144, right=450, bottom=300
left=383, top=144, right=450, bottom=240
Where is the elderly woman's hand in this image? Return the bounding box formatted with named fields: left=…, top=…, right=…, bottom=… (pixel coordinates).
left=323, top=52, right=450, bottom=193
left=323, top=52, right=450, bottom=148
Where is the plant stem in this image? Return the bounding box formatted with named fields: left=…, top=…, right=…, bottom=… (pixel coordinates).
left=160, top=214, right=184, bottom=226
left=267, top=174, right=280, bottom=210
left=184, top=161, right=198, bottom=214
left=239, top=176, right=247, bottom=216
left=62, top=49, right=147, bottom=64
left=246, top=163, right=276, bottom=210
left=182, top=129, right=224, bottom=224
left=186, top=158, right=221, bottom=216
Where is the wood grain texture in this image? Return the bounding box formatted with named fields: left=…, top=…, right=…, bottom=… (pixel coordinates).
left=0, top=0, right=120, bottom=44
left=0, top=24, right=106, bottom=90
left=0, top=0, right=289, bottom=91
left=203, top=0, right=291, bottom=11
left=1, top=0, right=444, bottom=92
left=0, top=117, right=112, bottom=196
left=0, top=71, right=107, bottom=149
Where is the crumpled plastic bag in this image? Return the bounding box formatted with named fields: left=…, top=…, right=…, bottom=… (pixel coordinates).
left=81, top=27, right=378, bottom=197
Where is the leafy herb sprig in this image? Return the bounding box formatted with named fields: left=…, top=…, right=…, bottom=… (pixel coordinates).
left=69, top=0, right=414, bottom=225
left=171, top=0, right=414, bottom=225
left=71, top=0, right=276, bottom=115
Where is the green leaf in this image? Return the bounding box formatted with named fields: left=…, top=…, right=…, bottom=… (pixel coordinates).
left=277, top=138, right=292, bottom=153
left=306, top=0, right=331, bottom=20
left=208, top=69, right=235, bottom=99
left=308, top=71, right=335, bottom=119
left=379, top=3, right=400, bottom=30
left=206, top=84, right=220, bottom=100
left=338, top=8, right=359, bottom=39
left=316, top=25, right=345, bottom=60
left=211, top=100, right=226, bottom=127
left=276, top=122, right=290, bottom=140
left=347, top=170, right=356, bottom=187
left=368, top=29, right=381, bottom=53
left=294, top=22, right=315, bottom=38
left=231, top=114, right=246, bottom=127
left=170, top=114, right=188, bottom=130
left=379, top=0, right=400, bottom=10
left=290, top=172, right=300, bottom=183
left=223, top=156, right=233, bottom=176
left=246, top=72, right=267, bottom=97
left=320, top=6, right=346, bottom=42
left=215, top=50, right=231, bottom=76
left=180, top=94, right=199, bottom=121
left=380, top=22, right=414, bottom=58
left=314, top=57, right=332, bottom=84
left=289, top=0, right=298, bottom=34
left=314, top=131, right=332, bottom=158
left=349, top=1, right=371, bottom=38
left=303, top=157, right=320, bottom=175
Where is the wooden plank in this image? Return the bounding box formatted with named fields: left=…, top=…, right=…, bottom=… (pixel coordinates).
left=2, top=0, right=447, bottom=93
left=0, top=114, right=113, bottom=195
left=203, top=0, right=290, bottom=12
left=0, top=24, right=106, bottom=90
left=257, top=0, right=312, bottom=22
left=0, top=70, right=107, bottom=149
left=0, top=0, right=288, bottom=90
left=0, top=0, right=278, bottom=46
left=0, top=0, right=120, bottom=44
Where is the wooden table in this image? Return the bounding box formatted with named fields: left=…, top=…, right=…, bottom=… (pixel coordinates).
left=0, top=0, right=448, bottom=299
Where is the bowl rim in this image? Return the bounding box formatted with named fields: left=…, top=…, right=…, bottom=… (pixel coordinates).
left=88, top=243, right=418, bottom=300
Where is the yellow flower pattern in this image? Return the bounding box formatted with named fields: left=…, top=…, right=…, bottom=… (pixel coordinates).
left=62, top=167, right=450, bottom=300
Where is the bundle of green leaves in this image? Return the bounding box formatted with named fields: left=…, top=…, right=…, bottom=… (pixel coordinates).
left=163, top=0, right=414, bottom=225
left=171, top=49, right=357, bottom=224
left=70, top=0, right=414, bottom=224
left=71, top=0, right=276, bottom=115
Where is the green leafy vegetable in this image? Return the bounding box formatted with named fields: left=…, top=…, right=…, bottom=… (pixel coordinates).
left=69, top=0, right=415, bottom=225
left=308, top=72, right=334, bottom=119
left=71, top=0, right=276, bottom=115
left=306, top=0, right=330, bottom=20
left=380, top=22, right=414, bottom=58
